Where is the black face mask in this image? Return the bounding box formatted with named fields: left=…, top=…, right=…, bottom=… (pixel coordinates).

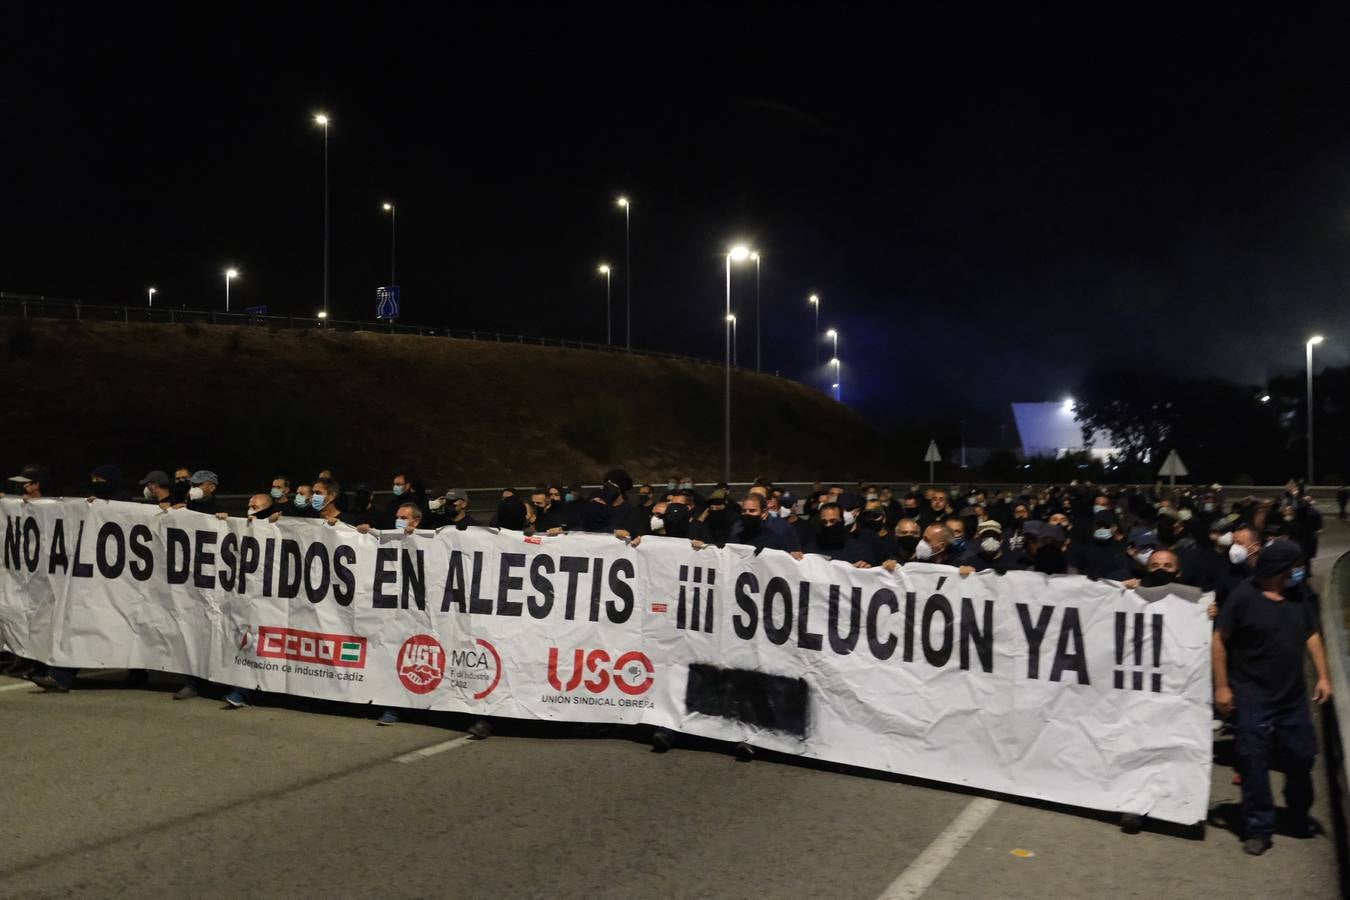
left=1034, top=545, right=1066, bottom=575
left=739, top=514, right=763, bottom=534
left=706, top=508, right=728, bottom=525
left=817, top=522, right=848, bottom=549
left=1141, top=570, right=1177, bottom=587
left=896, top=534, right=920, bottom=556
left=89, top=481, right=113, bottom=499
left=861, top=513, right=885, bottom=532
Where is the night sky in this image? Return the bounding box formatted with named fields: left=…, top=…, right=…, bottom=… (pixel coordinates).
left=7, top=11, right=1350, bottom=439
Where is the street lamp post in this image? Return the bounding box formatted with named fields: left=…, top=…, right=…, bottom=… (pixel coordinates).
left=725, top=245, right=752, bottom=482
left=224, top=269, right=238, bottom=311
left=728, top=314, right=738, bottom=367
left=147, top=287, right=156, bottom=307
left=827, top=329, right=840, bottom=402
left=751, top=252, right=761, bottom=373
left=598, top=265, right=612, bottom=345
left=617, top=196, right=631, bottom=350
left=1307, top=334, right=1324, bottom=483
left=382, top=202, right=396, bottom=286
left=808, top=294, right=820, bottom=386
left=315, top=113, right=330, bottom=318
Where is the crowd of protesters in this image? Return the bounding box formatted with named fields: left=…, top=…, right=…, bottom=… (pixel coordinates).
left=0, top=462, right=1337, bottom=855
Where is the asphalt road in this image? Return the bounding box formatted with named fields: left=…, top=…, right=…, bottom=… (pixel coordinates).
left=2, top=529, right=1345, bottom=899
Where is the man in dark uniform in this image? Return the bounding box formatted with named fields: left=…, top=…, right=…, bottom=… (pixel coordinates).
left=1213, top=539, right=1332, bottom=856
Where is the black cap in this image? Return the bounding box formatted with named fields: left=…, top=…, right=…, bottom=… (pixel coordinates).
left=1254, top=538, right=1302, bottom=578
left=837, top=491, right=862, bottom=510
left=603, top=468, right=633, bottom=493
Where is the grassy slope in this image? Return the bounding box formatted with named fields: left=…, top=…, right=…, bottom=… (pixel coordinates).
left=4, top=320, right=892, bottom=492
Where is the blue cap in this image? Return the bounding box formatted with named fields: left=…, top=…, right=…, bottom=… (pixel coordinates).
left=190, top=469, right=219, bottom=486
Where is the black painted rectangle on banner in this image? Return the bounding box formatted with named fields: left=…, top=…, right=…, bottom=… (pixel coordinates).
left=684, top=663, right=809, bottom=738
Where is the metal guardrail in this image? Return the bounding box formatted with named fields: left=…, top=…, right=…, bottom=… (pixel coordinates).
left=0, top=291, right=716, bottom=367
left=1322, top=552, right=1350, bottom=894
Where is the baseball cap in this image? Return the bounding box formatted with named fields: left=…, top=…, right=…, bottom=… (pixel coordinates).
left=90, top=463, right=121, bottom=482
left=1254, top=538, right=1302, bottom=578
left=1128, top=528, right=1158, bottom=549
left=139, top=470, right=171, bottom=487
left=976, top=520, right=1003, bottom=536
left=189, top=469, right=219, bottom=486
left=837, top=491, right=862, bottom=510
left=8, top=464, right=46, bottom=484
left=444, top=489, right=469, bottom=503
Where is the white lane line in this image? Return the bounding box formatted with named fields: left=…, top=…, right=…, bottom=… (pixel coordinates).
left=877, top=797, right=1000, bottom=900
left=391, top=735, right=475, bottom=764
left=0, top=681, right=36, bottom=693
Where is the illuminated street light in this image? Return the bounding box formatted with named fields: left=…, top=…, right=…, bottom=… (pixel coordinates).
left=1260, top=394, right=1271, bottom=403
left=616, top=196, right=631, bottom=349
left=724, top=245, right=754, bottom=481
left=223, top=268, right=238, bottom=311
left=1307, top=335, right=1325, bottom=482
left=830, top=356, right=841, bottom=401
left=317, top=310, right=328, bottom=319
left=808, top=293, right=821, bottom=378
left=147, top=287, right=156, bottom=307
left=1061, top=396, right=1075, bottom=414
left=598, top=264, right=612, bottom=345
left=314, top=112, right=330, bottom=318
left=381, top=202, right=396, bottom=287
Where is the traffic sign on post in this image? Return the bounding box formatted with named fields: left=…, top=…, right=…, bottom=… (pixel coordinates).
left=1158, top=450, right=1189, bottom=486
left=376, top=286, right=401, bottom=321
left=924, top=440, right=942, bottom=484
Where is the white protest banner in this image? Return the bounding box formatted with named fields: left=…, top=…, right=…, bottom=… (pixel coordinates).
left=0, top=498, right=1213, bottom=824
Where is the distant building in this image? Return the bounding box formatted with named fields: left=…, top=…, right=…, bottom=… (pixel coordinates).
left=1011, top=400, right=1119, bottom=460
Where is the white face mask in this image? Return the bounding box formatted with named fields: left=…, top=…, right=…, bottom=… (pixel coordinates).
left=1216, top=532, right=1233, bottom=547
left=1228, top=544, right=1250, bottom=565
left=680, top=481, right=693, bottom=490
left=395, top=518, right=409, bottom=530
left=843, top=510, right=857, bottom=527
left=143, top=485, right=154, bottom=500
left=777, top=506, right=794, bottom=519
left=979, top=537, right=1001, bottom=554
left=914, top=539, right=935, bottom=560
left=1135, top=548, right=1153, bottom=566
left=649, top=515, right=664, bottom=533
left=867, top=493, right=879, bottom=501
left=188, top=486, right=205, bottom=501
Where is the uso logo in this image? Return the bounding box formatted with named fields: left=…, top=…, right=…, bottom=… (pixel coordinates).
left=396, top=634, right=445, bottom=694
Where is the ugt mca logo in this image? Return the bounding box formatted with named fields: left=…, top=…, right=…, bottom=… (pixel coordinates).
left=397, top=634, right=445, bottom=694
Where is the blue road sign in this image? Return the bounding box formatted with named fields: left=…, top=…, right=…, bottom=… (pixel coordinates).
left=376, top=286, right=401, bottom=320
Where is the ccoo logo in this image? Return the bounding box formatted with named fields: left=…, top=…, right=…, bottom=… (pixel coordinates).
left=547, top=648, right=654, bottom=695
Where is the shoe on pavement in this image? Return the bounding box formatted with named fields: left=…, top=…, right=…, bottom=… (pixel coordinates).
left=468, top=719, right=492, bottom=740
left=1290, top=818, right=1319, bottom=839
left=223, top=691, right=248, bottom=709
left=651, top=729, right=673, bottom=753
left=377, top=710, right=399, bottom=726
left=173, top=682, right=198, bottom=700
left=32, top=674, right=71, bottom=693
left=1243, top=836, right=1272, bottom=856
left=734, top=742, right=755, bottom=762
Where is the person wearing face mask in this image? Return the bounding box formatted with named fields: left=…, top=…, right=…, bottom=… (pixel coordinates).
left=308, top=477, right=348, bottom=526
left=85, top=463, right=127, bottom=502
left=944, top=516, right=970, bottom=560
left=383, top=472, right=428, bottom=528
left=727, top=493, right=803, bottom=556
left=137, top=470, right=174, bottom=508
left=918, top=490, right=955, bottom=529
left=1023, top=521, right=1070, bottom=575
left=891, top=518, right=922, bottom=563
left=961, top=520, right=1029, bottom=573
left=698, top=490, right=735, bottom=546
left=909, top=522, right=960, bottom=566
left=528, top=486, right=566, bottom=532
left=180, top=470, right=222, bottom=514
left=1071, top=511, right=1132, bottom=580
left=806, top=502, right=882, bottom=568
left=261, top=476, right=291, bottom=514
left=648, top=500, right=710, bottom=547
left=287, top=483, right=316, bottom=518
left=342, top=486, right=379, bottom=528
left=432, top=489, right=477, bottom=529
left=1125, top=528, right=1159, bottom=579
left=170, top=467, right=193, bottom=505
left=1213, top=538, right=1332, bottom=856
left=1138, top=548, right=1184, bottom=588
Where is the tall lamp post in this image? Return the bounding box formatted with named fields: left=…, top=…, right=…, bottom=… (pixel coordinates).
left=147, top=287, right=156, bottom=307
left=808, top=294, right=820, bottom=385
left=751, top=251, right=761, bottom=372
left=224, top=269, right=238, bottom=311
left=1307, top=334, right=1324, bottom=483
left=314, top=113, right=330, bottom=318
left=598, top=264, right=612, bottom=345
left=616, top=196, right=631, bottom=350
left=728, top=313, right=738, bottom=367
left=382, top=202, right=396, bottom=286
left=725, top=245, right=753, bottom=482
left=827, top=329, right=840, bottom=402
